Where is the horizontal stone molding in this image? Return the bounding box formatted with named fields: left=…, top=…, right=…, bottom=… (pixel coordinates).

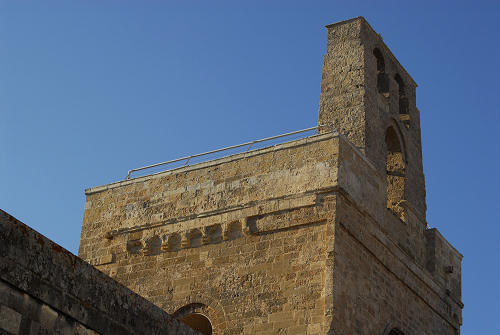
left=105, top=192, right=321, bottom=239
left=108, top=195, right=331, bottom=261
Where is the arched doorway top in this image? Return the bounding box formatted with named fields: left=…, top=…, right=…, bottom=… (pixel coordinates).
left=180, top=313, right=212, bottom=335
left=173, top=302, right=221, bottom=335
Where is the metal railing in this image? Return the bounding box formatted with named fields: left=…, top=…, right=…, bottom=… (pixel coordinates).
left=126, top=124, right=336, bottom=180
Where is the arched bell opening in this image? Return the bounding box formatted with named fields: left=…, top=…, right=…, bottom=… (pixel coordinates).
left=394, top=74, right=409, bottom=115
left=385, top=125, right=406, bottom=221
left=373, top=48, right=389, bottom=95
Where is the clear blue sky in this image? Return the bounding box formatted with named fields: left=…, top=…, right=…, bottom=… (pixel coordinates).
left=1, top=1, right=498, bottom=333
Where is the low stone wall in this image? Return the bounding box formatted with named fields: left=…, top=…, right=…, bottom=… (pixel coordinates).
left=0, top=210, right=199, bottom=335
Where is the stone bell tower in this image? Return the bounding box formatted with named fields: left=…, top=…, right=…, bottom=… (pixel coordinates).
left=318, top=17, right=426, bottom=223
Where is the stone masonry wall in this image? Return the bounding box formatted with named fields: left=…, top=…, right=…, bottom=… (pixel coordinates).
left=318, top=17, right=427, bottom=220
left=332, top=139, right=462, bottom=333
left=80, top=134, right=341, bottom=334
left=0, top=210, right=198, bottom=335
left=79, top=134, right=340, bottom=266
left=79, top=131, right=462, bottom=334
left=331, top=193, right=462, bottom=335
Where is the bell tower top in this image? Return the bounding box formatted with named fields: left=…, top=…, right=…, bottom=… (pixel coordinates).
left=318, top=17, right=426, bottom=219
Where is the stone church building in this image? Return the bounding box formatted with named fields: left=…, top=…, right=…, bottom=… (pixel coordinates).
left=1, top=17, right=462, bottom=335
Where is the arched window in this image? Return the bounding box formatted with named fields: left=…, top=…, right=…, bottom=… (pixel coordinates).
left=174, top=303, right=213, bottom=335
left=181, top=313, right=212, bottom=335
left=386, top=126, right=406, bottom=221
left=374, top=48, right=389, bottom=95
left=394, top=74, right=409, bottom=115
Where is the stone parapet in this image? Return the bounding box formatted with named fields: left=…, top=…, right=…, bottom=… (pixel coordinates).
left=0, top=210, right=199, bottom=335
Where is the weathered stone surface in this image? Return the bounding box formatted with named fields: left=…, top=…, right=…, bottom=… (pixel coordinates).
left=0, top=210, right=199, bottom=335
left=81, top=134, right=341, bottom=334
left=318, top=17, right=426, bottom=219
left=0, top=305, right=21, bottom=334
left=80, top=136, right=462, bottom=334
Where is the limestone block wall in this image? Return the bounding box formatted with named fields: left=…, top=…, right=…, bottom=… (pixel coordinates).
left=79, top=134, right=340, bottom=266
left=331, top=137, right=462, bottom=334
left=332, top=194, right=463, bottom=335
left=0, top=210, right=198, bottom=335
left=97, top=202, right=335, bottom=334
left=80, top=134, right=341, bottom=334
left=336, top=133, right=430, bottom=268
left=79, top=131, right=462, bottom=334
